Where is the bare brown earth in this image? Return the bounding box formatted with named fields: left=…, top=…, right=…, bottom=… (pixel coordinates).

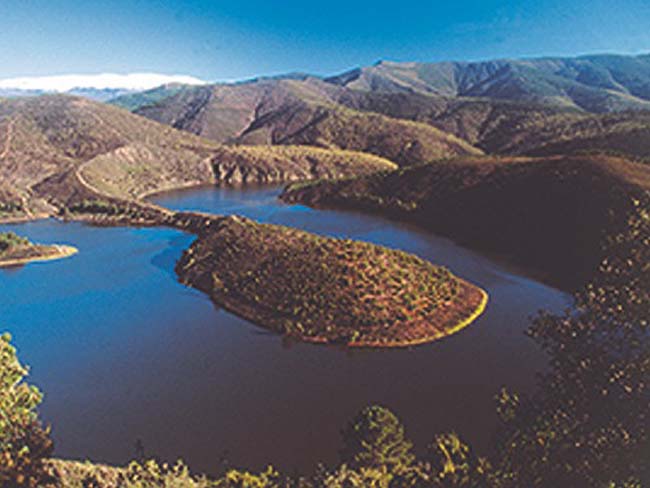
left=0, top=95, right=396, bottom=223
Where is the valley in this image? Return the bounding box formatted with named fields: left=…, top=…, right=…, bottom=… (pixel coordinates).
left=2, top=50, right=650, bottom=486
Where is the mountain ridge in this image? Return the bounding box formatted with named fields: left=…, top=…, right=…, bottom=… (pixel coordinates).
left=106, top=53, right=650, bottom=164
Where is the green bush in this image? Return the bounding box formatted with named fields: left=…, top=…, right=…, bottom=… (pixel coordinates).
left=67, top=199, right=124, bottom=216
left=340, top=405, right=415, bottom=475
left=0, top=232, right=30, bottom=252
left=0, top=333, right=53, bottom=487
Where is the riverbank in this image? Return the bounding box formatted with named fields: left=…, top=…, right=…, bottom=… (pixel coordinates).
left=281, top=154, right=650, bottom=291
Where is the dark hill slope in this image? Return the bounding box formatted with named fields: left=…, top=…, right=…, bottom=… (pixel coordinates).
left=282, top=155, right=650, bottom=290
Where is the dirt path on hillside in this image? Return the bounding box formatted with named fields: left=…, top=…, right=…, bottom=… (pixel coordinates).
left=0, top=119, right=14, bottom=160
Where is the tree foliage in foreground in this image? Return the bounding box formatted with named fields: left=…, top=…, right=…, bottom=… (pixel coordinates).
left=492, top=197, right=650, bottom=487
left=0, top=333, right=53, bottom=487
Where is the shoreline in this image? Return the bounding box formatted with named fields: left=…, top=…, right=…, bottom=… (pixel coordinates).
left=176, top=216, right=490, bottom=348
left=0, top=244, right=78, bottom=268
left=209, top=280, right=489, bottom=349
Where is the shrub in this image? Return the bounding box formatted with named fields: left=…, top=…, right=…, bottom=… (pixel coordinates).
left=118, top=460, right=210, bottom=488
left=0, top=333, right=53, bottom=487
left=0, top=232, right=30, bottom=252
left=340, top=405, right=415, bottom=475
left=67, top=199, right=124, bottom=216
left=214, top=466, right=282, bottom=488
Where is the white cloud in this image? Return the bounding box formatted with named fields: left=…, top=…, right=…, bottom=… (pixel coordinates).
left=0, top=73, right=206, bottom=92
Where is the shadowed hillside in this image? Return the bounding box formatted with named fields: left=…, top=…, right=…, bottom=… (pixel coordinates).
left=283, top=154, right=650, bottom=290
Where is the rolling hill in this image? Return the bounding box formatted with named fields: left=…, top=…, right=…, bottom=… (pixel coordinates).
left=349, top=93, right=650, bottom=160
left=0, top=95, right=395, bottom=222
left=282, top=154, right=650, bottom=290
left=120, top=78, right=482, bottom=165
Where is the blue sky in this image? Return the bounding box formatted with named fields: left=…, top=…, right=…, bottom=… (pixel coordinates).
left=1, top=0, right=649, bottom=81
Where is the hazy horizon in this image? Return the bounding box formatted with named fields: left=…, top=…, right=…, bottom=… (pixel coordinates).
left=2, top=49, right=650, bottom=92
left=1, top=0, right=649, bottom=82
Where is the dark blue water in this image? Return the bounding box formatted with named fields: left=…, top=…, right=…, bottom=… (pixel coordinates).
left=0, top=185, right=570, bottom=474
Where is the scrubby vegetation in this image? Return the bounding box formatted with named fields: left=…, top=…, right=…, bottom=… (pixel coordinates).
left=0, top=202, right=23, bottom=214
left=177, top=215, right=486, bottom=346
left=0, top=333, right=53, bottom=487
left=0, top=232, right=77, bottom=267
left=67, top=199, right=126, bottom=216
left=0, top=232, right=30, bottom=252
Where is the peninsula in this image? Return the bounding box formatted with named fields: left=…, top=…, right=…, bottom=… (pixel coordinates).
left=176, top=216, right=488, bottom=347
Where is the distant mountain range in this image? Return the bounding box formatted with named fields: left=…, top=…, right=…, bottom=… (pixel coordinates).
left=0, top=73, right=205, bottom=102
left=326, top=54, right=650, bottom=112
left=0, top=87, right=139, bottom=102
left=102, top=53, right=650, bottom=163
